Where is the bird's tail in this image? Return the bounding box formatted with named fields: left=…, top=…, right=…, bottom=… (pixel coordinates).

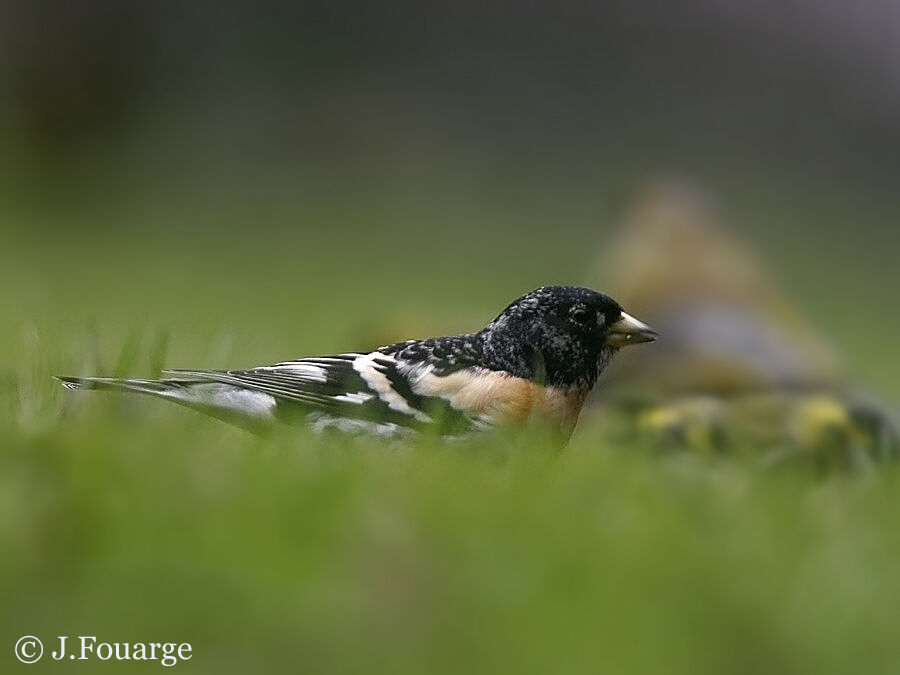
left=55, top=374, right=276, bottom=433
left=55, top=375, right=187, bottom=396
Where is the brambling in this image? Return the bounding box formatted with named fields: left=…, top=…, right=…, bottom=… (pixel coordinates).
left=58, top=286, right=657, bottom=440
left=589, top=180, right=899, bottom=468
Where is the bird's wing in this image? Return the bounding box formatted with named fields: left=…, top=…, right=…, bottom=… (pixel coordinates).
left=166, top=352, right=477, bottom=435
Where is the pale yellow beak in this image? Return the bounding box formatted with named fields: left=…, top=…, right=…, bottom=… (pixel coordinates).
left=605, top=312, right=658, bottom=347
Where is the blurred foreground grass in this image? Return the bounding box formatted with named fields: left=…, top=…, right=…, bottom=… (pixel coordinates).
left=3, top=181, right=900, bottom=674
left=5, top=399, right=900, bottom=674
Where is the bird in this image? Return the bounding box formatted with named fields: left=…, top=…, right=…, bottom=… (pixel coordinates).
left=57, top=286, right=657, bottom=441
left=591, top=180, right=841, bottom=399
left=586, top=180, right=899, bottom=469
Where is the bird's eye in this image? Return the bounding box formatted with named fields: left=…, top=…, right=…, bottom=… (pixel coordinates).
left=569, top=307, right=594, bottom=326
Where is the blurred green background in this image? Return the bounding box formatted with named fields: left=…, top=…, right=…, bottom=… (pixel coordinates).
left=2, top=2, right=900, bottom=673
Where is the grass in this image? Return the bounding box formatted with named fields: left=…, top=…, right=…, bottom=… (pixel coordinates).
left=3, top=180, right=900, bottom=674
left=6, top=402, right=900, bottom=674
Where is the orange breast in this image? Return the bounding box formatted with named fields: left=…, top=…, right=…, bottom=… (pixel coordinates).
left=412, top=367, right=588, bottom=438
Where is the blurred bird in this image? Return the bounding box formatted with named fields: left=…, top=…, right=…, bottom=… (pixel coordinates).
left=588, top=181, right=899, bottom=469
left=58, top=286, right=656, bottom=441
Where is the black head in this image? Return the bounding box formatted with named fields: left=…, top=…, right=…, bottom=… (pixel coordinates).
left=478, top=286, right=657, bottom=388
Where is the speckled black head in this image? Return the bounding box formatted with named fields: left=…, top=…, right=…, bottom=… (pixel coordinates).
left=478, top=286, right=657, bottom=388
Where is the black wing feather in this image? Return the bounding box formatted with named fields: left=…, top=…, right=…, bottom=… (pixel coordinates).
left=165, top=354, right=431, bottom=429
left=166, top=346, right=481, bottom=435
